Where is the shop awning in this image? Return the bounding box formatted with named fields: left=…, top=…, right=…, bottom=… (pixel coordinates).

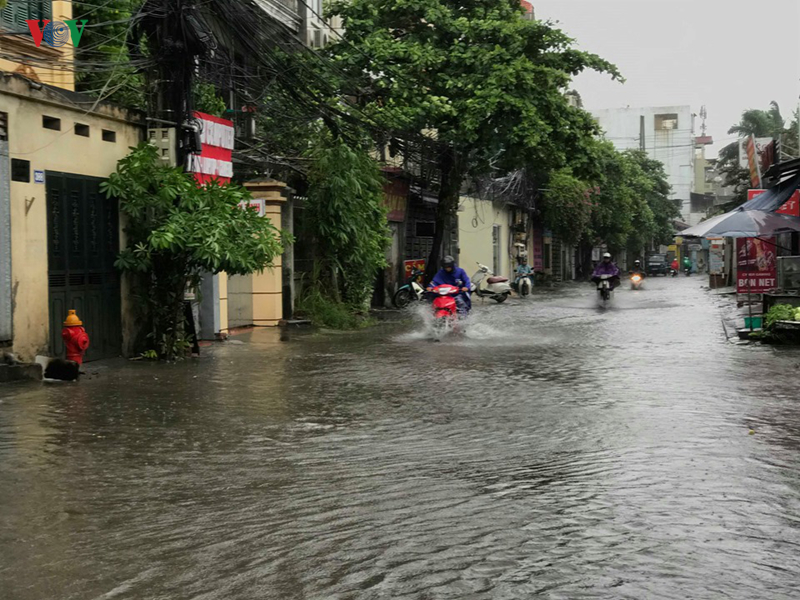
left=740, top=173, right=800, bottom=211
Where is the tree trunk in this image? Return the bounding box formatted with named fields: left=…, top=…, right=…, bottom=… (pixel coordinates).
left=425, top=147, right=461, bottom=284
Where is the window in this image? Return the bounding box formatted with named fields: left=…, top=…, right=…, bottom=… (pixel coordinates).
left=415, top=221, right=435, bottom=237
left=102, top=129, right=116, bottom=143
left=1, top=1, right=52, bottom=33
left=74, top=123, right=89, bottom=137
left=0, top=111, right=8, bottom=141
left=11, top=158, right=30, bottom=182
left=654, top=113, right=679, bottom=131
left=42, top=115, right=61, bottom=131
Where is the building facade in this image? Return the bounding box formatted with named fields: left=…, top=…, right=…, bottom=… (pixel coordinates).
left=0, top=74, right=143, bottom=361
left=591, top=105, right=696, bottom=222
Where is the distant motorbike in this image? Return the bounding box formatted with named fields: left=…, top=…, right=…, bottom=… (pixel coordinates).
left=471, top=263, right=512, bottom=303
left=684, top=267, right=691, bottom=276
left=392, top=268, right=425, bottom=309
left=514, top=272, right=533, bottom=297
left=630, top=273, right=644, bottom=290
left=429, top=284, right=462, bottom=341
left=596, top=274, right=614, bottom=308
left=670, top=268, right=678, bottom=277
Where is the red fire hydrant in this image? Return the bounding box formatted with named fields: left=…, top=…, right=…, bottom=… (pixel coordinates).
left=62, top=310, right=90, bottom=365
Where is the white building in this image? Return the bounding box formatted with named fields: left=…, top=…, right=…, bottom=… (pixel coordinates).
left=591, top=106, right=697, bottom=223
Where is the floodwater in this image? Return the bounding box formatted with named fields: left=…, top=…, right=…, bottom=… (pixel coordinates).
left=2, top=277, right=800, bottom=599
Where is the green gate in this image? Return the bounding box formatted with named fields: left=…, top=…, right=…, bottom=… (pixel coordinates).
left=46, top=173, right=121, bottom=361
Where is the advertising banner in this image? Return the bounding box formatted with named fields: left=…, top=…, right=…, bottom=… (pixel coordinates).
left=403, top=259, right=425, bottom=279
left=188, top=112, right=234, bottom=185
left=736, top=237, right=776, bottom=293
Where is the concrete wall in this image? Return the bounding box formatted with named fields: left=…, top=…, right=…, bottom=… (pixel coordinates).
left=458, top=196, right=513, bottom=281
left=0, top=1, right=76, bottom=91
left=0, top=75, right=142, bottom=360
left=591, top=105, right=695, bottom=220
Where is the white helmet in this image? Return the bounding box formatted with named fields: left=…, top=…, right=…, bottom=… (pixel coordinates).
left=603, top=252, right=612, bottom=259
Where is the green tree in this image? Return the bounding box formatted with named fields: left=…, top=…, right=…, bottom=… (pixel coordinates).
left=717, top=101, right=797, bottom=209
left=102, top=143, right=286, bottom=359
left=542, top=168, right=594, bottom=246
left=327, top=0, right=620, bottom=279
left=303, top=131, right=389, bottom=308
left=72, top=0, right=146, bottom=109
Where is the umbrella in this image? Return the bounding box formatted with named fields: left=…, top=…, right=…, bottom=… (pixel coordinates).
left=681, top=208, right=800, bottom=239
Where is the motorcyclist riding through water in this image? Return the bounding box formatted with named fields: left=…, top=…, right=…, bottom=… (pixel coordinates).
left=428, top=256, right=471, bottom=315
left=592, top=252, right=621, bottom=288
left=630, top=259, right=646, bottom=278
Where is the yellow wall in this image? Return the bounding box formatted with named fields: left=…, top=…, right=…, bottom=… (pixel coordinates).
left=458, top=196, right=513, bottom=280
left=0, top=1, right=76, bottom=91
left=1, top=75, right=142, bottom=360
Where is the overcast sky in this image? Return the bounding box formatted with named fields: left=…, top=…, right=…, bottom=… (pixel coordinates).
left=535, top=0, right=800, bottom=158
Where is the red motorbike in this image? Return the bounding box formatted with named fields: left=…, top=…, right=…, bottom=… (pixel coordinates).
left=430, top=284, right=462, bottom=340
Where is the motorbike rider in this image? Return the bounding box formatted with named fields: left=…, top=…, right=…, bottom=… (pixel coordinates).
left=682, top=256, right=693, bottom=273
left=428, top=255, right=471, bottom=314
left=514, top=257, right=533, bottom=290
left=670, top=258, right=679, bottom=273
left=591, top=252, right=621, bottom=288
left=630, top=259, right=646, bottom=278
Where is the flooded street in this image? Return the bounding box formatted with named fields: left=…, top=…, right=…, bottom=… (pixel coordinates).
left=2, top=278, right=800, bottom=599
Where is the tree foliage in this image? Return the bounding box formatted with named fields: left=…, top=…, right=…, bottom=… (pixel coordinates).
left=542, top=168, right=594, bottom=246
left=717, top=102, right=799, bottom=209
left=543, top=144, right=676, bottom=265
left=327, top=0, right=621, bottom=278
left=73, top=0, right=146, bottom=109
left=303, top=131, right=390, bottom=308
left=102, top=143, right=286, bottom=358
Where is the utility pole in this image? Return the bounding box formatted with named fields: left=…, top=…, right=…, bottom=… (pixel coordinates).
left=639, top=115, right=645, bottom=151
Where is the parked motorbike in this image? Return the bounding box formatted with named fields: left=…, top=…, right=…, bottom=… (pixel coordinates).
left=596, top=274, right=614, bottom=308
left=392, top=268, right=425, bottom=309
left=471, top=263, right=512, bottom=303
left=630, top=273, right=644, bottom=290
left=514, top=273, right=533, bottom=297
left=429, top=284, right=462, bottom=341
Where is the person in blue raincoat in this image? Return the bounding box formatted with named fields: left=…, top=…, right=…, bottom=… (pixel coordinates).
left=427, top=255, right=472, bottom=314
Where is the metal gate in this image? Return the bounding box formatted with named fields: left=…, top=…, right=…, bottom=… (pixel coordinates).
left=0, top=130, right=11, bottom=343
left=46, top=173, right=121, bottom=361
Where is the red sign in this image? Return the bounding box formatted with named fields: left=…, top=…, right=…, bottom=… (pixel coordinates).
left=188, top=112, right=234, bottom=185
left=382, top=170, right=409, bottom=222
left=403, top=259, right=425, bottom=279
left=747, top=188, right=800, bottom=216
left=776, top=191, right=800, bottom=217
left=746, top=136, right=762, bottom=189
left=736, top=237, right=777, bottom=293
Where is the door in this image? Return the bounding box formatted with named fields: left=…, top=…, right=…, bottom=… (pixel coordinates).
left=0, top=120, right=11, bottom=343
left=47, top=173, right=121, bottom=361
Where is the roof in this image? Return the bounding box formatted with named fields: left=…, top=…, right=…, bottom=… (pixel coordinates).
left=740, top=173, right=800, bottom=211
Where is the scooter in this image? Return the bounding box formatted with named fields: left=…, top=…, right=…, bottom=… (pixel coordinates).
left=471, top=263, right=512, bottom=303
left=670, top=268, right=678, bottom=277
left=429, top=284, right=462, bottom=341
left=630, top=273, right=644, bottom=290
left=392, top=268, right=425, bottom=309
left=514, top=273, right=533, bottom=297
left=597, top=274, right=614, bottom=308
left=684, top=268, right=691, bottom=276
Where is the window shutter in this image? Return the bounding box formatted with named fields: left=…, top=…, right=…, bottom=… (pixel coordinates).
left=0, top=1, right=51, bottom=32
